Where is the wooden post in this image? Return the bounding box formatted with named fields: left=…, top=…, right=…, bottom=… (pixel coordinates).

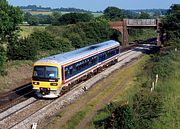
left=155, top=74, right=159, bottom=86
left=151, top=82, right=155, bottom=92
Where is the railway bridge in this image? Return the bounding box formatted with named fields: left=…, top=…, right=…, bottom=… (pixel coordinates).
left=109, top=19, right=164, bottom=46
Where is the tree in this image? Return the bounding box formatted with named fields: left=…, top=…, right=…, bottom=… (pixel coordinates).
left=67, top=33, right=84, bottom=48
left=59, top=12, right=93, bottom=25
left=0, top=0, right=22, bottom=41
left=0, top=0, right=22, bottom=68
left=7, top=38, right=38, bottom=60
left=163, top=4, right=180, bottom=38
left=29, top=31, right=56, bottom=50
left=137, top=12, right=151, bottom=19
left=50, top=12, right=62, bottom=25
left=104, top=6, right=123, bottom=20
left=55, top=37, right=74, bottom=52
left=24, top=12, right=39, bottom=25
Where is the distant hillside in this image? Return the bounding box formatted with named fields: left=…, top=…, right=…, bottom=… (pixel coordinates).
left=20, top=5, right=167, bottom=15
left=20, top=5, right=94, bottom=13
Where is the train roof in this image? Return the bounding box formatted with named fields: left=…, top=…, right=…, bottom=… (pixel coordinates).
left=35, top=40, right=120, bottom=66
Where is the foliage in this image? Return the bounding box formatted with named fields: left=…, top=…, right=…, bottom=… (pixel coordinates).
left=0, top=46, right=6, bottom=74
left=104, top=6, right=123, bottom=20
left=152, top=55, right=173, bottom=78
left=46, top=19, right=116, bottom=49
left=59, top=12, right=93, bottom=25
left=133, top=89, right=162, bottom=129
left=23, top=12, right=39, bottom=26
left=112, top=104, right=136, bottom=129
left=50, top=12, right=62, bottom=25
left=29, top=30, right=56, bottom=50
left=7, top=37, right=37, bottom=60
left=66, top=33, right=84, bottom=48
left=55, top=37, right=74, bottom=52
left=20, top=5, right=91, bottom=13
left=0, top=0, right=22, bottom=42
left=77, top=19, right=112, bottom=44
left=136, top=11, right=151, bottom=19
left=163, top=4, right=180, bottom=38
left=24, top=12, right=52, bottom=25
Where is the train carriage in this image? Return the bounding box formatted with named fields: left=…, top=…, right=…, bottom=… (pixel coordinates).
left=32, top=40, right=120, bottom=98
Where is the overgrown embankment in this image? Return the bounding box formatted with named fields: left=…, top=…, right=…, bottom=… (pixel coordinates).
left=0, top=60, right=33, bottom=92
left=90, top=39, right=180, bottom=129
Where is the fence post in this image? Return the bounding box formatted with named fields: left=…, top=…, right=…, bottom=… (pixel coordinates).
left=151, top=82, right=155, bottom=92
left=155, top=74, right=159, bottom=86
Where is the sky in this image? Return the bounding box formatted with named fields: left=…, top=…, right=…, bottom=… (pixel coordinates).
left=8, top=0, right=180, bottom=11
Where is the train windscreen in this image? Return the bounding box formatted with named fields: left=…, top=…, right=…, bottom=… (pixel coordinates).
left=33, top=66, right=58, bottom=79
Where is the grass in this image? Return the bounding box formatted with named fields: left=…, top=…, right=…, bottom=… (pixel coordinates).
left=128, top=28, right=156, bottom=42
left=6, top=60, right=33, bottom=69
left=88, top=56, right=150, bottom=129
left=19, top=25, right=46, bottom=38
left=29, top=11, right=52, bottom=15
left=28, top=10, right=103, bottom=17
left=92, top=12, right=103, bottom=17
left=151, top=50, right=180, bottom=129
left=89, top=45, right=180, bottom=129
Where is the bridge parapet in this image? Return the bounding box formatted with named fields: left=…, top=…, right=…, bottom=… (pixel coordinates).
left=127, top=19, right=157, bottom=27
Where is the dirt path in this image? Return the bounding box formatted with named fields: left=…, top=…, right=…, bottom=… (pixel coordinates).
left=44, top=59, right=141, bottom=129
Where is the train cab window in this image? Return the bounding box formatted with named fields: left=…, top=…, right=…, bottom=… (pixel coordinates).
left=33, top=66, right=44, bottom=78
left=45, top=67, right=58, bottom=78
left=33, top=66, right=58, bottom=79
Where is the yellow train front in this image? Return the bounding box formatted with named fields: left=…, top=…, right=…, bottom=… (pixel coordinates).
left=32, top=62, right=62, bottom=98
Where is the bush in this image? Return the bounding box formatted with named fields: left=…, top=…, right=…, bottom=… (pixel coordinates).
left=29, top=31, right=56, bottom=50
left=112, top=104, right=136, bottom=129
left=77, top=20, right=112, bottom=45
left=66, top=33, right=84, bottom=48
left=133, top=89, right=162, bottom=129
left=55, top=37, right=74, bottom=52
left=59, top=12, right=93, bottom=25
left=7, top=37, right=37, bottom=60
left=152, top=51, right=175, bottom=78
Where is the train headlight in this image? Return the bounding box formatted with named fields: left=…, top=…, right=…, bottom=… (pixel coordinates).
left=50, top=83, right=58, bottom=86
left=33, top=82, right=39, bottom=85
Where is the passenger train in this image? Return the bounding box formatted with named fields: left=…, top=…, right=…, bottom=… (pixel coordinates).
left=32, top=40, right=120, bottom=98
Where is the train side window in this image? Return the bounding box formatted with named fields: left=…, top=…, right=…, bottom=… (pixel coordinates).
left=65, top=68, right=68, bottom=77
left=70, top=69, right=73, bottom=74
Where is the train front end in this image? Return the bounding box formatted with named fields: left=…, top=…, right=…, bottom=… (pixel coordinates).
left=32, top=63, right=61, bottom=98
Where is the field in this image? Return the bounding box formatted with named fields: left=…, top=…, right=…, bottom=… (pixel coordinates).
left=29, top=11, right=52, bottom=15
left=19, top=25, right=46, bottom=38
left=28, top=10, right=103, bottom=17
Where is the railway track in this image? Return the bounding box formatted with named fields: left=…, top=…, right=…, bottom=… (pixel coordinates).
left=0, top=44, right=154, bottom=129
left=0, top=84, right=34, bottom=113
